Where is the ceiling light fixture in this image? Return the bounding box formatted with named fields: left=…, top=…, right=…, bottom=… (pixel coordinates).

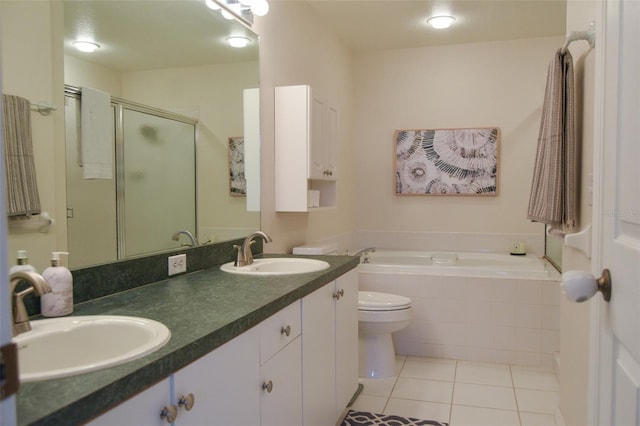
left=226, top=36, right=251, bottom=48
left=427, top=15, right=456, bottom=29
left=72, top=40, right=100, bottom=53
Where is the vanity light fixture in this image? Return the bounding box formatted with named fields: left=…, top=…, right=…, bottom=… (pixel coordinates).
left=226, top=36, right=251, bottom=48
left=72, top=40, right=100, bottom=53
left=205, top=0, right=270, bottom=18
left=427, top=15, right=456, bottom=29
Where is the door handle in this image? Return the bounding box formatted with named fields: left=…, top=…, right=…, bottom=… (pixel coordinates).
left=562, top=269, right=611, bottom=302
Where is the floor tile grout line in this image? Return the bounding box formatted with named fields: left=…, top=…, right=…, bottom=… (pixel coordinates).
left=509, top=364, right=524, bottom=426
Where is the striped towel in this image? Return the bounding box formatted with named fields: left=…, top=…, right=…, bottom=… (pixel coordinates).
left=527, top=48, right=577, bottom=231
left=2, top=94, right=41, bottom=216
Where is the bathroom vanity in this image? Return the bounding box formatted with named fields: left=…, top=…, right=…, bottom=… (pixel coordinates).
left=15, top=255, right=359, bottom=426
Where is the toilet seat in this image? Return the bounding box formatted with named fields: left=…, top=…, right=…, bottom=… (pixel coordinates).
left=358, top=291, right=411, bottom=311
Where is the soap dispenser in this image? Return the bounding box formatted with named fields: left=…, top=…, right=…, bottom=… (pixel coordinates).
left=40, top=251, right=73, bottom=317
left=9, top=250, right=37, bottom=274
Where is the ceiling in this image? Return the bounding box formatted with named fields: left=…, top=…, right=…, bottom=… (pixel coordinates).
left=63, top=0, right=259, bottom=72
left=303, top=0, right=567, bottom=53
left=63, top=0, right=567, bottom=72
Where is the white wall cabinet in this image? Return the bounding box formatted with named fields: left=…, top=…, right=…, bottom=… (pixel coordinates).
left=301, top=269, right=358, bottom=424
left=275, top=85, right=338, bottom=211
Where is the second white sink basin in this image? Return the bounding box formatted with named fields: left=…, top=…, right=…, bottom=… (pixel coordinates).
left=13, top=315, right=171, bottom=382
left=220, top=258, right=330, bottom=275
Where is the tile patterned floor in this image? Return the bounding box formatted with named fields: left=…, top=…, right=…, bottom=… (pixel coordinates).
left=352, top=356, right=559, bottom=426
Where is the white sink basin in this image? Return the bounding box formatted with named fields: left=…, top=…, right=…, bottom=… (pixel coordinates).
left=220, top=258, right=330, bottom=275
left=13, top=315, right=171, bottom=382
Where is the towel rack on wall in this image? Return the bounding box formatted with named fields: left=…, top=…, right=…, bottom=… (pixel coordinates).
left=8, top=211, right=55, bottom=233
left=561, top=21, right=596, bottom=53
left=30, top=102, right=57, bottom=116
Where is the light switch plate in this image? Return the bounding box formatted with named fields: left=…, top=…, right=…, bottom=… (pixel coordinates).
left=168, top=254, right=187, bottom=276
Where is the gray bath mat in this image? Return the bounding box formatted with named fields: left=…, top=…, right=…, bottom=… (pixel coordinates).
left=341, top=410, right=449, bottom=426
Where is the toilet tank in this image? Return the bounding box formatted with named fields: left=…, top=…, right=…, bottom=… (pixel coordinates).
left=292, top=243, right=338, bottom=255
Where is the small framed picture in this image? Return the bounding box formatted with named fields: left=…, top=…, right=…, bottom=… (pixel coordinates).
left=395, top=127, right=499, bottom=196
left=228, top=136, right=246, bottom=196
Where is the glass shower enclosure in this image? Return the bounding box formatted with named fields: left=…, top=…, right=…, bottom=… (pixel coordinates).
left=65, top=88, right=197, bottom=268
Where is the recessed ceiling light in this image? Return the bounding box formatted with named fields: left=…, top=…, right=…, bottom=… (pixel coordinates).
left=427, top=15, right=456, bottom=29
left=226, top=36, right=251, bottom=48
left=72, top=40, right=100, bottom=53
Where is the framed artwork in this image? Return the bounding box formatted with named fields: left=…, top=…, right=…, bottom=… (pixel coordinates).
left=395, top=127, right=499, bottom=196
left=228, top=136, right=246, bottom=196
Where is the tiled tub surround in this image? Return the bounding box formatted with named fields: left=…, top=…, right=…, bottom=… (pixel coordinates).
left=358, top=258, right=561, bottom=368
left=16, top=251, right=359, bottom=426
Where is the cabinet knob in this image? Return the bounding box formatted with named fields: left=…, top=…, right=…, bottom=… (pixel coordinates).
left=262, top=380, right=273, bottom=393
left=333, top=289, right=344, bottom=300
left=160, top=405, right=178, bottom=423
left=280, top=325, right=291, bottom=337
left=178, top=393, right=195, bottom=411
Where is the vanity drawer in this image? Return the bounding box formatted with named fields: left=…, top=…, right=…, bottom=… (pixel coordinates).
left=259, top=300, right=301, bottom=364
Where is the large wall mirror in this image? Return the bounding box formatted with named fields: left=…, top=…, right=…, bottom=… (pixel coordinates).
left=62, top=0, right=260, bottom=268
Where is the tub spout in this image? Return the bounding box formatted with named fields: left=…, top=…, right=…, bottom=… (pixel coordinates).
left=350, top=247, right=376, bottom=263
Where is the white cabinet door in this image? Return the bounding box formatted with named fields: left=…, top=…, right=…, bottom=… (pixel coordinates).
left=335, top=270, right=358, bottom=417
left=325, top=103, right=339, bottom=180
left=302, top=270, right=359, bottom=425
left=309, top=96, right=326, bottom=180
left=302, top=282, right=337, bottom=425
left=86, top=378, right=171, bottom=426
left=174, top=328, right=260, bottom=426
left=260, top=336, right=302, bottom=426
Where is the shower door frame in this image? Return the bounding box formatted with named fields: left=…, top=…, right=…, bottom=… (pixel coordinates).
left=65, top=85, right=199, bottom=264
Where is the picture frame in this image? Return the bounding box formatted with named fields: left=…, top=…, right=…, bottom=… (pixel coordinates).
left=395, top=127, right=499, bottom=196
left=228, top=136, right=246, bottom=196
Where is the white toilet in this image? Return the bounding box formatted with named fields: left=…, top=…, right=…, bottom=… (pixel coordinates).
left=358, top=291, right=412, bottom=378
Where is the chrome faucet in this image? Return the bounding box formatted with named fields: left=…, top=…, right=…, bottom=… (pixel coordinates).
left=172, top=230, right=198, bottom=247
left=234, top=231, right=273, bottom=267
left=350, top=247, right=376, bottom=263
left=10, top=270, right=52, bottom=336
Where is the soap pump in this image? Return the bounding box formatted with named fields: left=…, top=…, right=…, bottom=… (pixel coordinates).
left=40, top=251, right=73, bottom=317
left=9, top=250, right=37, bottom=274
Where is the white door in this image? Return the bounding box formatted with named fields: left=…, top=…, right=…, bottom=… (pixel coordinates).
left=592, top=0, right=640, bottom=424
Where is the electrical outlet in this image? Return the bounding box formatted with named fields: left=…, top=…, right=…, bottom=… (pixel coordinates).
left=168, top=254, right=187, bottom=276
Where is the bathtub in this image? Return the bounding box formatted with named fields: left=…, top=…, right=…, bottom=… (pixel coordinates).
left=358, top=249, right=557, bottom=280
left=356, top=249, right=562, bottom=368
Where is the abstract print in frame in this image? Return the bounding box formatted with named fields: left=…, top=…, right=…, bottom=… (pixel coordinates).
left=228, top=136, right=246, bottom=196
left=395, top=127, right=499, bottom=195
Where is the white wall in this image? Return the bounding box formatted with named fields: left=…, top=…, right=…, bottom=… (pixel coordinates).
left=352, top=36, right=562, bottom=236
left=558, top=2, right=597, bottom=424
left=1, top=1, right=67, bottom=271
left=254, top=1, right=356, bottom=253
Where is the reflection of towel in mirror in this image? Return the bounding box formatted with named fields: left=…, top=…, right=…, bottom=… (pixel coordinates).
left=527, top=48, right=577, bottom=231
left=2, top=94, right=41, bottom=216
left=81, top=87, right=112, bottom=179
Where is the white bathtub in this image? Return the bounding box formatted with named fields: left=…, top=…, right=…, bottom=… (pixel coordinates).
left=358, top=249, right=558, bottom=280
left=356, top=249, right=562, bottom=368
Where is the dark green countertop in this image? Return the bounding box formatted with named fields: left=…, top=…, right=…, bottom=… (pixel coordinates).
left=16, top=255, right=359, bottom=426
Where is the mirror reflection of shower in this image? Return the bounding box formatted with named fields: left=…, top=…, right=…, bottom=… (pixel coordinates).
left=65, top=87, right=197, bottom=268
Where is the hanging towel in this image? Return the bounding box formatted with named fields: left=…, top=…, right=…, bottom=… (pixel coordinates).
left=527, top=48, right=577, bottom=231
left=80, top=87, right=112, bottom=179
left=2, top=94, right=41, bottom=216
